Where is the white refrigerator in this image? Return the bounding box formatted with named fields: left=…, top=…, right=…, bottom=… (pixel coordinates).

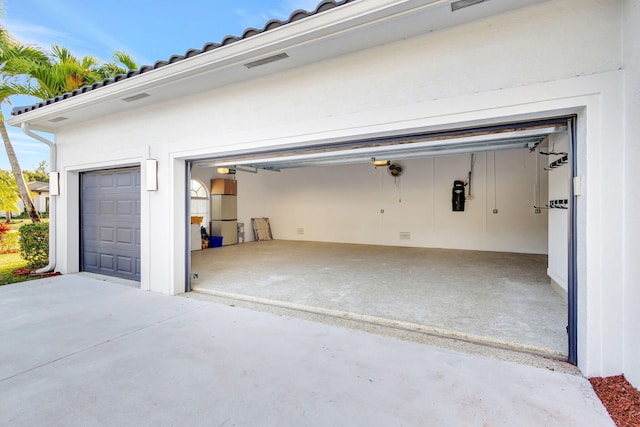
left=210, top=220, right=238, bottom=246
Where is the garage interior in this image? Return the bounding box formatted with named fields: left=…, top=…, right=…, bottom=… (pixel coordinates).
left=188, top=119, right=573, bottom=358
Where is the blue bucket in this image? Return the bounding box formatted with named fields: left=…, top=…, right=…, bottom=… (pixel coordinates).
left=209, top=236, right=223, bottom=248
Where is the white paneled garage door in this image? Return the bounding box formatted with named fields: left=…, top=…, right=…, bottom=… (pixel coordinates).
left=81, top=168, right=141, bottom=281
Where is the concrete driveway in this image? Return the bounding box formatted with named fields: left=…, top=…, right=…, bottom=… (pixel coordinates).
left=0, top=275, right=613, bottom=427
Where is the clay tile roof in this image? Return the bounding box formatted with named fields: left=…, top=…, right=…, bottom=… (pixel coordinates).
left=11, top=0, right=355, bottom=117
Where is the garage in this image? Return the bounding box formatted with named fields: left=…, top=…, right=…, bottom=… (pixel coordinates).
left=81, top=168, right=141, bottom=281
left=9, top=0, right=638, bottom=383
left=188, top=117, right=575, bottom=359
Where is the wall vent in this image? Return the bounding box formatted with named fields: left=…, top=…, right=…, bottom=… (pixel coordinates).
left=122, top=93, right=151, bottom=103
left=48, top=116, right=68, bottom=123
left=297, top=228, right=304, bottom=235
left=244, top=53, right=289, bottom=69
left=451, top=0, right=486, bottom=12
left=399, top=232, right=411, bottom=240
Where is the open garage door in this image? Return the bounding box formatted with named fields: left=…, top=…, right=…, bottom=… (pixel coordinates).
left=187, top=116, right=577, bottom=362
left=81, top=167, right=141, bottom=281
left=201, top=118, right=568, bottom=171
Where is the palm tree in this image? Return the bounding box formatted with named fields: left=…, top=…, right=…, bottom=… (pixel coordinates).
left=0, top=168, right=19, bottom=221
left=11, top=45, right=138, bottom=100
left=1, top=25, right=138, bottom=223
left=0, top=27, right=48, bottom=222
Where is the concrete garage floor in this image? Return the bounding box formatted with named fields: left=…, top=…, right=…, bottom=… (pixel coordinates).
left=191, top=241, right=568, bottom=356
left=0, top=276, right=612, bottom=427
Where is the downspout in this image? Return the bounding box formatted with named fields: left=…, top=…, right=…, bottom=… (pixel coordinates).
left=21, top=123, right=56, bottom=273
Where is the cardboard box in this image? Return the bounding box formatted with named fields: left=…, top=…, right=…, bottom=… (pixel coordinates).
left=210, top=179, right=237, bottom=195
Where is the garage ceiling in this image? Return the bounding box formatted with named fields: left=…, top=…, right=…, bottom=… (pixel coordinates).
left=196, top=119, right=568, bottom=171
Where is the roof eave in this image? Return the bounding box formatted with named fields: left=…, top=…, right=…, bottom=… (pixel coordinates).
left=8, top=0, right=422, bottom=129
left=7, top=0, right=546, bottom=131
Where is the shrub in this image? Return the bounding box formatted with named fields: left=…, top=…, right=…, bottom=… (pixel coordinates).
left=0, top=222, right=10, bottom=236
left=19, top=222, right=49, bottom=268
left=0, top=223, right=18, bottom=254
left=0, top=231, right=20, bottom=254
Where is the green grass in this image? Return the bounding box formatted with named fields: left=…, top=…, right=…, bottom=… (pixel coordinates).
left=0, top=253, right=39, bottom=285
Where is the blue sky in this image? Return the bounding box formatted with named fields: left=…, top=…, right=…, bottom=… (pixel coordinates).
left=1, top=0, right=321, bottom=170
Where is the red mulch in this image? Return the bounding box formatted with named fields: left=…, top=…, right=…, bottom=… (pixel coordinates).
left=590, top=375, right=640, bottom=427
left=12, top=268, right=32, bottom=276
left=12, top=268, right=61, bottom=278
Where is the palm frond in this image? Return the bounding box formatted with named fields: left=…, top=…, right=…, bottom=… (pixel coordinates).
left=113, top=51, right=138, bottom=71
left=80, top=56, right=98, bottom=70
left=0, top=80, right=41, bottom=102
left=0, top=44, right=48, bottom=74
left=1, top=31, right=140, bottom=102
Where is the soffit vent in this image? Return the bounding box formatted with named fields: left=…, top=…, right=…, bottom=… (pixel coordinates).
left=122, top=93, right=151, bottom=103
left=48, top=116, right=68, bottom=123
left=244, top=53, right=289, bottom=69
left=451, top=0, right=487, bottom=12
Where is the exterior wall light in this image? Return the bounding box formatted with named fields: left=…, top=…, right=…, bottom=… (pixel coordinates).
left=146, top=159, right=158, bottom=191
left=49, top=172, right=60, bottom=196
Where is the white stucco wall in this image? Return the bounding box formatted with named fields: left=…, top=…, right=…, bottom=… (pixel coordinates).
left=623, top=0, right=640, bottom=389
left=43, top=0, right=633, bottom=379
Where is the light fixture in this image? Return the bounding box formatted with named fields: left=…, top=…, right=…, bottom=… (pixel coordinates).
left=371, top=158, right=391, bottom=167
left=49, top=172, right=60, bottom=196
left=146, top=159, right=158, bottom=191
left=216, top=167, right=236, bottom=175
